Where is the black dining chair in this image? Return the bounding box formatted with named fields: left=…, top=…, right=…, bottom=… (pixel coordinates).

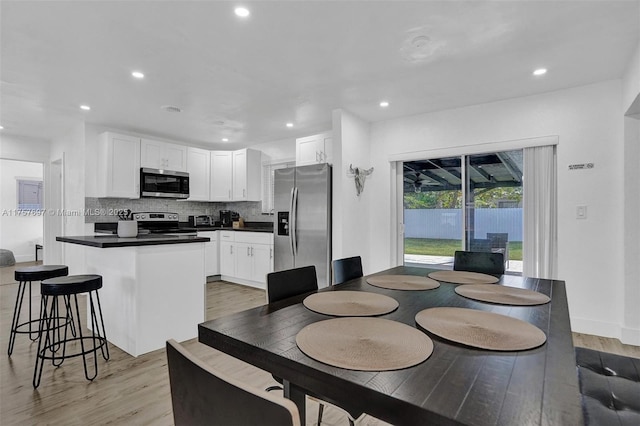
left=166, top=339, right=300, bottom=426
left=332, top=256, right=363, bottom=285
left=453, top=250, right=505, bottom=276
left=266, top=265, right=363, bottom=425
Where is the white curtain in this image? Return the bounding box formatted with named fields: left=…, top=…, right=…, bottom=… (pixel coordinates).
left=523, top=145, right=557, bottom=279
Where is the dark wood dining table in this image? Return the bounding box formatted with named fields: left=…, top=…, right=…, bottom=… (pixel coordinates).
left=198, top=266, right=583, bottom=425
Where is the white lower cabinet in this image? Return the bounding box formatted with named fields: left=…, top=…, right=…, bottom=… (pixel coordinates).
left=219, top=231, right=236, bottom=277
left=218, top=231, right=273, bottom=288
left=198, top=231, right=219, bottom=276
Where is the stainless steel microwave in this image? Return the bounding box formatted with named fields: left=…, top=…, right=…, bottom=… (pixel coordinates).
left=140, top=168, right=189, bottom=199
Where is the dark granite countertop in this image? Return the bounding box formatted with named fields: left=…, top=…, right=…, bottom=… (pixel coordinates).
left=57, top=234, right=210, bottom=248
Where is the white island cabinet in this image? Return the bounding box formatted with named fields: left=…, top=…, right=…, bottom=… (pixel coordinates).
left=74, top=239, right=206, bottom=357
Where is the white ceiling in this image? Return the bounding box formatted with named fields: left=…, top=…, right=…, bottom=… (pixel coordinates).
left=1, top=1, right=639, bottom=149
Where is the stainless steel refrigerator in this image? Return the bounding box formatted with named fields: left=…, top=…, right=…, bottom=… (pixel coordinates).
left=274, top=164, right=332, bottom=288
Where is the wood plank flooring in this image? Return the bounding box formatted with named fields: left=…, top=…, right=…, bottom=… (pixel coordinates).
left=1, top=262, right=638, bottom=425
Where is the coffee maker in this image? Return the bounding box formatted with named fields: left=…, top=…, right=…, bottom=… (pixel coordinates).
left=219, top=210, right=239, bottom=227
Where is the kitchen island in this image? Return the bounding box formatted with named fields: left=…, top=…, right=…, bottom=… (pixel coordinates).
left=57, top=234, right=209, bottom=357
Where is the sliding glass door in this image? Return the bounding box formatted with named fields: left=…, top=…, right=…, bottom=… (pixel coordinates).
left=403, top=149, right=523, bottom=273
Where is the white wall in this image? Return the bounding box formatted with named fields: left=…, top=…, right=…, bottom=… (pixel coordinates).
left=622, top=40, right=640, bottom=114
left=0, top=134, right=50, bottom=163
left=47, top=123, right=87, bottom=273
left=0, top=159, right=44, bottom=262
left=368, top=80, right=635, bottom=343
left=332, top=109, right=373, bottom=273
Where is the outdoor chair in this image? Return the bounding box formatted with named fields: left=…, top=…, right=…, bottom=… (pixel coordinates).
left=454, top=250, right=505, bottom=276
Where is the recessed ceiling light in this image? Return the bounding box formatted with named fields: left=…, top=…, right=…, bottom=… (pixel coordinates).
left=80, top=105, right=91, bottom=111
left=222, top=138, right=229, bottom=142
left=533, top=68, right=547, bottom=76
left=132, top=71, right=145, bottom=79
left=286, top=123, right=294, bottom=128
left=0, top=125, right=4, bottom=130
left=234, top=7, right=250, bottom=17
left=379, top=101, right=390, bottom=108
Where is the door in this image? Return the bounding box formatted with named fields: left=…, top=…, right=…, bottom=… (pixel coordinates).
left=402, top=150, right=523, bottom=273
left=140, top=139, right=163, bottom=169
left=220, top=241, right=235, bottom=276
left=210, top=151, right=232, bottom=201
left=273, top=167, right=295, bottom=272
left=294, top=164, right=331, bottom=288
left=232, top=149, right=247, bottom=200
left=187, top=148, right=210, bottom=201
left=252, top=243, right=272, bottom=283
left=164, top=143, right=187, bottom=172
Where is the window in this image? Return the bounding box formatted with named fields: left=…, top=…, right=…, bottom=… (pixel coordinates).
left=17, top=179, right=43, bottom=211
left=261, top=161, right=295, bottom=214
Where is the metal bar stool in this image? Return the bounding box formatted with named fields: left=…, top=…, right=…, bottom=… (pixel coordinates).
left=8, top=265, right=70, bottom=355
left=33, top=274, right=109, bottom=388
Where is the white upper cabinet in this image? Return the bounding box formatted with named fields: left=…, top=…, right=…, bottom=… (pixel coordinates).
left=232, top=148, right=261, bottom=201
left=187, top=147, right=210, bottom=201
left=97, top=132, right=141, bottom=199
left=141, top=139, right=187, bottom=172
left=296, top=132, right=332, bottom=166
left=210, top=151, right=233, bottom=201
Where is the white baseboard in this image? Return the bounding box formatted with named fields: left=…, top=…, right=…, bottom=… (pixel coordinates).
left=621, top=327, right=640, bottom=346
left=14, top=254, right=36, bottom=263
left=571, top=316, right=640, bottom=346
left=220, top=275, right=266, bottom=290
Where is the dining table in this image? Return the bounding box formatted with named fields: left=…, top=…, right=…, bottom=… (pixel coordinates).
left=198, top=266, right=583, bottom=425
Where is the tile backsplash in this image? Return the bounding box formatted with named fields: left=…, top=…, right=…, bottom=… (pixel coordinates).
left=85, top=197, right=270, bottom=223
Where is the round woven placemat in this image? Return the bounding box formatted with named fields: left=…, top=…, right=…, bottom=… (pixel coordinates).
left=415, top=307, right=546, bottom=351
left=366, top=275, right=440, bottom=291
left=303, top=291, right=399, bottom=316
left=455, top=284, right=550, bottom=306
left=428, top=270, right=499, bottom=285
left=296, top=317, right=433, bottom=371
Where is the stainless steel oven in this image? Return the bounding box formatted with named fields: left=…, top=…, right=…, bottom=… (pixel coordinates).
left=140, top=168, right=189, bottom=199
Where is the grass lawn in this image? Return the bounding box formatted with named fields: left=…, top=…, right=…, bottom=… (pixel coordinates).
left=405, top=238, right=523, bottom=261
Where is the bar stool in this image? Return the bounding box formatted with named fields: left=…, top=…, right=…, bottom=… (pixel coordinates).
left=33, top=274, right=110, bottom=388
left=8, top=265, right=70, bottom=355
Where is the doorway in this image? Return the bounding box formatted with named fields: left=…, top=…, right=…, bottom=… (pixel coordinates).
left=403, top=149, right=523, bottom=274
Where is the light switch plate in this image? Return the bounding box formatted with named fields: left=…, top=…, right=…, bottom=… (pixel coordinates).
left=576, top=205, right=587, bottom=219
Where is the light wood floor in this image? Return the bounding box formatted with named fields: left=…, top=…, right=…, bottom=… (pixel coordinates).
left=1, top=262, right=638, bottom=425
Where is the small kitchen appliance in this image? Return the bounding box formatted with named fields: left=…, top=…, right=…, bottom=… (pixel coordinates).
left=188, top=215, right=213, bottom=227
left=219, top=210, right=239, bottom=227
left=140, top=168, right=190, bottom=199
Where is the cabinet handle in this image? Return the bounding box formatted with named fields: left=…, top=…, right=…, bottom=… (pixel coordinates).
left=270, top=248, right=273, bottom=259
left=315, top=151, right=319, bottom=162
left=247, top=246, right=250, bottom=256
left=230, top=245, right=233, bottom=254
left=251, top=247, right=254, bottom=256
left=228, top=189, right=231, bottom=199
left=243, top=188, right=246, bottom=198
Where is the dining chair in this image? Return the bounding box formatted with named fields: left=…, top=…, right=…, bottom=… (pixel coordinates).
left=166, top=339, right=300, bottom=426
left=332, top=256, right=363, bottom=285
left=453, top=250, right=505, bottom=276
left=266, top=266, right=364, bottom=425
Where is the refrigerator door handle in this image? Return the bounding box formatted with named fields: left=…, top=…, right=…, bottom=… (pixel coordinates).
left=291, top=186, right=299, bottom=257
left=289, top=187, right=295, bottom=257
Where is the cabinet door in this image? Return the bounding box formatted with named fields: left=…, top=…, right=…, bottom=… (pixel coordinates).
left=220, top=241, right=235, bottom=276
left=252, top=244, right=272, bottom=283
left=235, top=243, right=254, bottom=281
left=232, top=149, right=247, bottom=200
left=296, top=136, right=320, bottom=166
left=187, top=148, right=210, bottom=201
left=99, top=132, right=140, bottom=198
left=210, top=151, right=233, bottom=201
left=200, top=231, right=219, bottom=276
left=140, top=139, right=163, bottom=169
left=165, top=143, right=188, bottom=172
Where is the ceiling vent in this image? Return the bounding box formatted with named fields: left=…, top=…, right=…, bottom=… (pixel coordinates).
left=162, top=105, right=182, bottom=113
